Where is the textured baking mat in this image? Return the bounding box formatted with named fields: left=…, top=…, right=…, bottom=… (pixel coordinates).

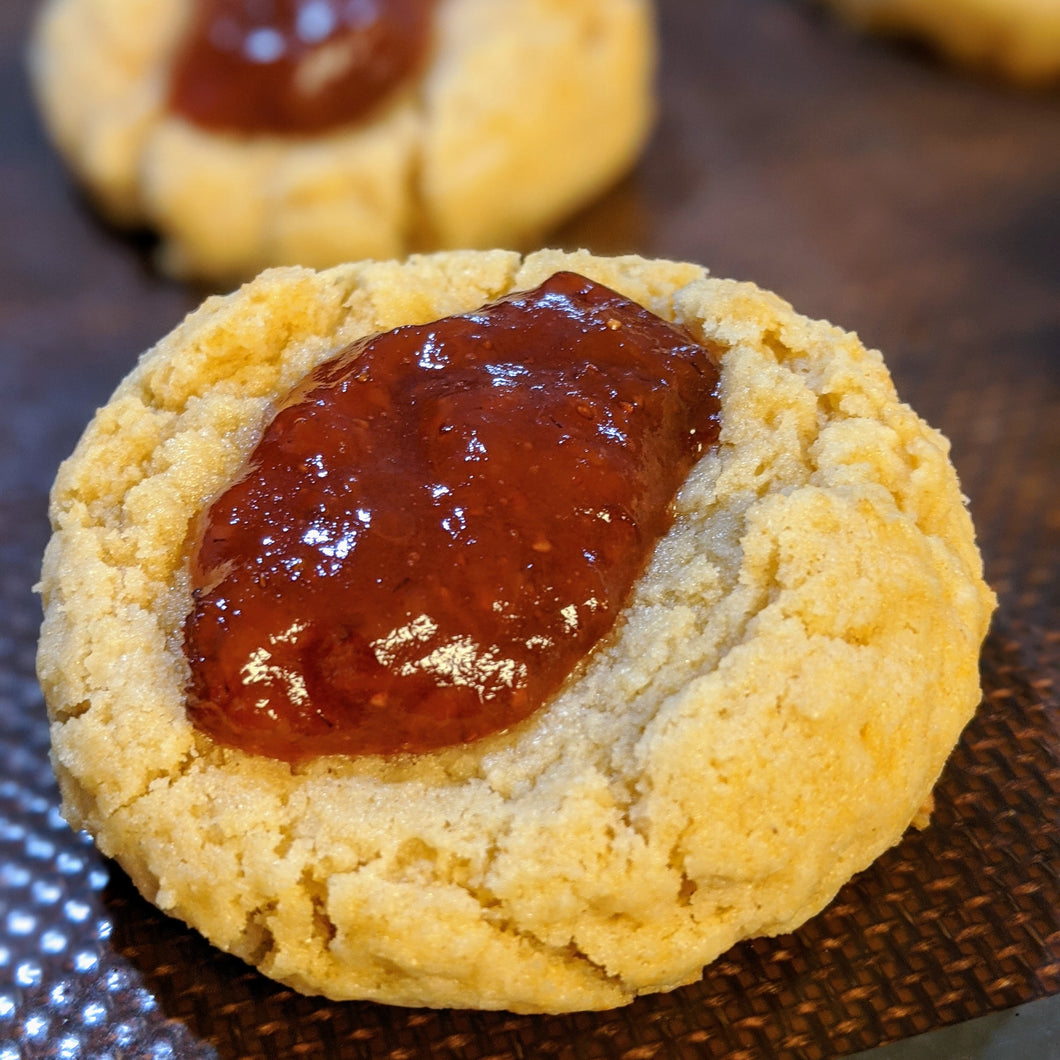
left=1, top=517, right=1057, bottom=1060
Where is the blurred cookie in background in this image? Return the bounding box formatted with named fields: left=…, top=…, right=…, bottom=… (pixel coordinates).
left=821, top=0, right=1060, bottom=84
left=28, top=0, right=655, bottom=283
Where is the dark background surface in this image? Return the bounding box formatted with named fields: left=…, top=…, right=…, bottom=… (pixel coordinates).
left=1, top=0, right=1057, bottom=1057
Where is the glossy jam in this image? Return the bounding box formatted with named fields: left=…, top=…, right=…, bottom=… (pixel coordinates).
left=168, top=0, right=434, bottom=134
left=184, top=272, right=722, bottom=760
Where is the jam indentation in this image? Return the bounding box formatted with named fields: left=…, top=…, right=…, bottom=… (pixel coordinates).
left=184, top=272, right=722, bottom=759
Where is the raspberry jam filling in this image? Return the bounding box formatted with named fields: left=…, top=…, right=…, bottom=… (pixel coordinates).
left=167, top=0, right=435, bottom=134
left=184, top=272, right=722, bottom=759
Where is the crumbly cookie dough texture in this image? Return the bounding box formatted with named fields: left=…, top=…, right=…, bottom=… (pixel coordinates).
left=28, top=1, right=654, bottom=282
left=823, top=0, right=1060, bottom=83
left=38, top=249, right=995, bottom=1013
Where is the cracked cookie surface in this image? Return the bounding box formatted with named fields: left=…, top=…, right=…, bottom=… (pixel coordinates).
left=37, top=249, right=995, bottom=1012
left=28, top=0, right=653, bottom=282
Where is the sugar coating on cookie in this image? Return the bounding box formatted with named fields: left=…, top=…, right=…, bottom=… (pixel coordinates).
left=28, top=1, right=654, bottom=281
left=822, top=0, right=1060, bottom=83
left=37, top=249, right=995, bottom=1012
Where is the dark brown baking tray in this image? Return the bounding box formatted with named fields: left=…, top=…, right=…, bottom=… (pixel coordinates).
left=2, top=0, right=1057, bottom=1056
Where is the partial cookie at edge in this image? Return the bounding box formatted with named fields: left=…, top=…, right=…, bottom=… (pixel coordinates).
left=821, top=0, right=1060, bottom=83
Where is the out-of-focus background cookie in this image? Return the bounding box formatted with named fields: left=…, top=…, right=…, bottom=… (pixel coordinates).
left=27, top=0, right=656, bottom=283
left=2, top=0, right=1058, bottom=1057
left=820, top=0, right=1060, bottom=85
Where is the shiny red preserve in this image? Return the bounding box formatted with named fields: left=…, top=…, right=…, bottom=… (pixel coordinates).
left=168, top=0, right=435, bottom=134
left=184, top=272, right=722, bottom=760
